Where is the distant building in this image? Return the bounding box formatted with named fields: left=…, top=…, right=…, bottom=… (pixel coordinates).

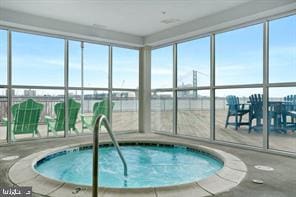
left=24, top=89, right=36, bottom=97
left=6, top=89, right=15, bottom=96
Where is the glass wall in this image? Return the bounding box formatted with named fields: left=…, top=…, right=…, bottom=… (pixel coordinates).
left=112, top=91, right=138, bottom=132
left=84, top=43, right=108, bottom=88
left=112, top=47, right=139, bottom=132
left=151, top=14, right=296, bottom=154
left=177, top=90, right=210, bottom=138
left=0, top=89, right=7, bottom=143
left=113, top=47, right=139, bottom=89
left=69, top=41, right=82, bottom=87
left=268, top=15, right=296, bottom=153
left=0, top=29, right=139, bottom=142
left=0, top=30, right=7, bottom=143
left=151, top=91, right=173, bottom=133
left=10, top=32, right=65, bottom=140
left=177, top=37, right=210, bottom=87
left=269, top=87, right=296, bottom=153
left=151, top=46, right=173, bottom=133
left=176, top=37, right=211, bottom=138
left=151, top=46, right=173, bottom=89
left=12, top=32, right=64, bottom=86
left=0, top=30, right=7, bottom=85
left=215, top=24, right=263, bottom=146
left=215, top=88, right=263, bottom=147
left=216, top=24, right=263, bottom=85
left=269, top=15, right=296, bottom=83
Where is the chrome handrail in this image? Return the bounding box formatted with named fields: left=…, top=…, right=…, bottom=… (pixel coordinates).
left=92, top=114, right=128, bottom=197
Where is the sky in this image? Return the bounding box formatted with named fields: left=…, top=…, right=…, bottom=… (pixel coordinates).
left=0, top=15, right=295, bottom=98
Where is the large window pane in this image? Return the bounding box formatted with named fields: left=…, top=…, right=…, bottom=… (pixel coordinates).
left=269, top=15, right=296, bottom=83
left=113, top=47, right=139, bottom=89
left=151, top=46, right=173, bottom=89
left=177, top=37, right=210, bottom=87
left=0, top=30, right=7, bottom=85
left=112, top=91, right=138, bottom=132
left=0, top=89, right=7, bottom=143
left=12, top=32, right=64, bottom=86
left=269, top=87, right=296, bottom=153
left=216, top=24, right=263, bottom=85
left=151, top=91, right=173, bottom=133
left=69, top=41, right=81, bottom=87
left=177, top=90, right=210, bottom=138
left=84, top=43, right=108, bottom=88
left=11, top=89, right=64, bottom=140
left=215, top=88, right=262, bottom=147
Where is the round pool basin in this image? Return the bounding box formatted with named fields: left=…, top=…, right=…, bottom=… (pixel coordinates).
left=34, top=143, right=223, bottom=188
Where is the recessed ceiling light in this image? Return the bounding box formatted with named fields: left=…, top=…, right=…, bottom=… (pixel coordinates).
left=160, top=18, right=181, bottom=24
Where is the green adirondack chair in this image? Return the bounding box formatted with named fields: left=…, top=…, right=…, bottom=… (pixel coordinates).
left=81, top=99, right=114, bottom=130
left=2, top=99, right=43, bottom=141
left=45, top=98, right=81, bottom=136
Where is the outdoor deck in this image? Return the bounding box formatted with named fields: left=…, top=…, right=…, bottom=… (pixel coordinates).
left=1, top=110, right=295, bottom=153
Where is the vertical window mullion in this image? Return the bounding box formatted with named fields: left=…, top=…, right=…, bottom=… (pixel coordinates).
left=7, top=30, right=12, bottom=143
left=263, top=21, right=269, bottom=151
left=64, top=40, right=69, bottom=137
left=81, top=41, right=84, bottom=133
left=173, top=44, right=177, bottom=135
left=109, top=46, right=113, bottom=126
left=210, top=34, right=215, bottom=142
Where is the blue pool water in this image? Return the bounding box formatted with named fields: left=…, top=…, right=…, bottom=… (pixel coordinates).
left=35, top=144, right=223, bottom=188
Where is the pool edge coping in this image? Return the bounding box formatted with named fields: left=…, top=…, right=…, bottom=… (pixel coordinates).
left=9, top=139, right=247, bottom=197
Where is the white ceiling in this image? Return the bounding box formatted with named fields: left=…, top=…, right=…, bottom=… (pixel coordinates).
left=0, top=0, right=253, bottom=36
left=0, top=0, right=295, bottom=46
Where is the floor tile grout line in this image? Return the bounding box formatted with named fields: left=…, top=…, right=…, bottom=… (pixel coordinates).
left=17, top=174, right=39, bottom=185
left=194, top=182, right=214, bottom=196
left=47, top=183, right=65, bottom=196
left=225, top=164, right=247, bottom=173
left=215, top=173, right=241, bottom=184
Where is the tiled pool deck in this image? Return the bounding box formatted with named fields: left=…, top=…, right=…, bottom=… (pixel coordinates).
left=0, top=133, right=296, bottom=197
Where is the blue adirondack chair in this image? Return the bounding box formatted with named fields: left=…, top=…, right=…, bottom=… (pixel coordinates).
left=249, top=94, right=279, bottom=132
left=283, top=95, right=296, bottom=130
left=225, top=95, right=249, bottom=130
left=248, top=94, right=263, bottom=132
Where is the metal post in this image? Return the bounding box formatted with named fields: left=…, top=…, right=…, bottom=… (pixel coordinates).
left=108, top=46, right=113, bottom=125
left=263, top=22, right=269, bottom=151
left=81, top=41, right=84, bottom=133
left=173, top=44, right=177, bottom=135
left=210, top=34, right=215, bottom=141
left=92, top=118, right=99, bottom=197
left=64, top=40, right=69, bottom=137
left=7, top=31, right=12, bottom=143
